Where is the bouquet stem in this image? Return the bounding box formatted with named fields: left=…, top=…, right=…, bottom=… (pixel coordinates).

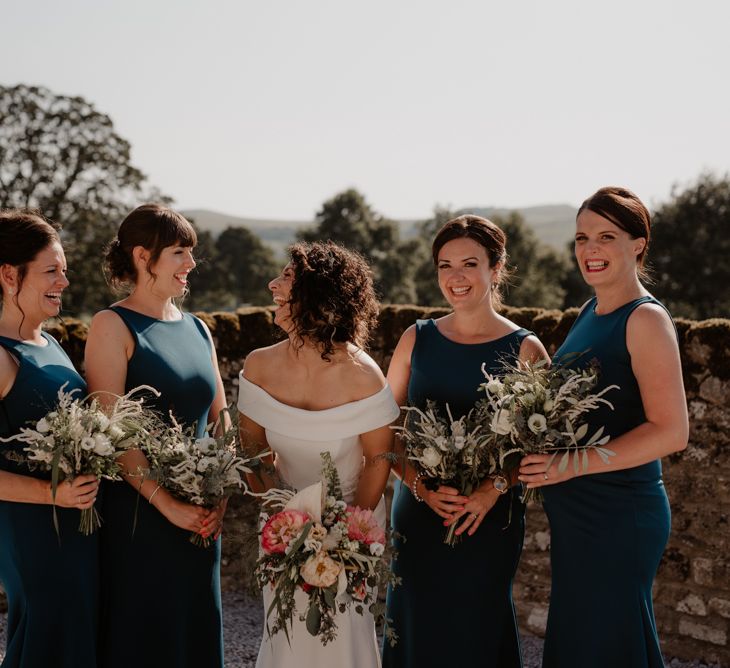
left=79, top=506, right=102, bottom=535
left=190, top=532, right=212, bottom=548
left=444, top=522, right=459, bottom=547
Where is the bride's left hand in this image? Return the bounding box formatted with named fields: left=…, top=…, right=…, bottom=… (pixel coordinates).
left=445, top=480, right=501, bottom=538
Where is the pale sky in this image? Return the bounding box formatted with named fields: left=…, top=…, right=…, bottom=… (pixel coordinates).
left=2, top=0, right=729, bottom=220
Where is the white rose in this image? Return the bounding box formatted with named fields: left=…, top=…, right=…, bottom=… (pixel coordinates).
left=300, top=551, right=343, bottom=588
left=108, top=425, right=125, bottom=440
left=93, top=434, right=114, bottom=456
left=527, top=413, right=548, bottom=434
left=421, top=447, right=442, bottom=468
left=490, top=409, right=513, bottom=435
left=369, top=542, right=385, bottom=557
left=36, top=417, right=51, bottom=434
left=81, top=436, right=96, bottom=451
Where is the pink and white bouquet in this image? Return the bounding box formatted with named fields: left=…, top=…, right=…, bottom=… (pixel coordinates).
left=1, top=383, right=159, bottom=535
left=255, top=452, right=395, bottom=645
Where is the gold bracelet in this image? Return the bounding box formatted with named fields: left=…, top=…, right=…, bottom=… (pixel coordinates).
left=148, top=484, right=162, bottom=504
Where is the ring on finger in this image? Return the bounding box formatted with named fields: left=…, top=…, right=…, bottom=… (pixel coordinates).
left=543, top=472, right=549, bottom=480
left=470, top=513, right=478, bottom=520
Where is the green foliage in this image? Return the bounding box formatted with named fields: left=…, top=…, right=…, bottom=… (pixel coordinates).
left=650, top=173, right=730, bottom=319
left=495, top=212, right=571, bottom=309
left=0, top=84, right=168, bottom=315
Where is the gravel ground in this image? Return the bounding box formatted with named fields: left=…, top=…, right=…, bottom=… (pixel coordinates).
left=0, top=591, right=722, bottom=667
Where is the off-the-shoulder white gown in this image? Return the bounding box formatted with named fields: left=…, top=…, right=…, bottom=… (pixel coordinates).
left=237, top=374, right=400, bottom=668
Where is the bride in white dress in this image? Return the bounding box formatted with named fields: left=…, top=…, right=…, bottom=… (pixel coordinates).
left=237, top=242, right=399, bottom=668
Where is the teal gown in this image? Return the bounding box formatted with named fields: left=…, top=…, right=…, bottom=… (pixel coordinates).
left=383, top=320, right=530, bottom=668
left=0, top=332, right=98, bottom=668
left=542, top=296, right=672, bottom=668
left=98, top=306, right=223, bottom=668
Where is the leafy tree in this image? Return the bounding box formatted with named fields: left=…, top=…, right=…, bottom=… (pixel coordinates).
left=0, top=84, right=167, bottom=314
left=650, top=173, right=730, bottom=319
left=297, top=189, right=405, bottom=302
left=496, top=212, right=571, bottom=309
left=215, top=226, right=279, bottom=307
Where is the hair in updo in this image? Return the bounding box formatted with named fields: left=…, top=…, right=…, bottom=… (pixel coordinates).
left=578, top=186, right=651, bottom=277
left=286, top=241, right=379, bottom=361
left=431, top=214, right=509, bottom=308
left=105, top=204, right=197, bottom=290
left=0, top=209, right=60, bottom=304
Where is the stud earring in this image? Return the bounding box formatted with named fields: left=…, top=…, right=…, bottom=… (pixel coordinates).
left=8, top=288, right=15, bottom=296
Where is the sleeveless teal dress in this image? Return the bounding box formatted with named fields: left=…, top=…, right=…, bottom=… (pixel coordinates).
left=0, top=332, right=98, bottom=668
left=98, top=306, right=223, bottom=668
left=383, top=320, right=530, bottom=668
left=542, top=296, right=672, bottom=668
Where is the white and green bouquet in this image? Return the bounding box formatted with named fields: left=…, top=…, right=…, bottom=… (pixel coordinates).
left=1, top=382, right=159, bottom=535
left=476, top=358, right=618, bottom=502
left=255, top=452, right=397, bottom=646
left=394, top=402, right=494, bottom=545
left=140, top=408, right=255, bottom=547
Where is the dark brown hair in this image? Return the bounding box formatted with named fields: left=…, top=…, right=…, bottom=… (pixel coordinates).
left=0, top=209, right=60, bottom=305
left=578, top=186, right=651, bottom=272
left=431, top=214, right=509, bottom=307
left=286, top=241, right=378, bottom=361
left=105, top=204, right=197, bottom=290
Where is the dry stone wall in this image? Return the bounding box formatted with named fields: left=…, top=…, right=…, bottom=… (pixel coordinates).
left=1, top=305, right=727, bottom=664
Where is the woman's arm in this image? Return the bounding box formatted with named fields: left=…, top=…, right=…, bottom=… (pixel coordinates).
left=519, top=304, right=688, bottom=489
left=452, top=333, right=551, bottom=537
left=239, top=350, right=276, bottom=494
left=85, top=310, right=207, bottom=534
left=0, top=345, right=100, bottom=506
left=386, top=325, right=468, bottom=519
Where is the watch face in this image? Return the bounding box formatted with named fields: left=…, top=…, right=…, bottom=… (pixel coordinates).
left=494, top=475, right=509, bottom=493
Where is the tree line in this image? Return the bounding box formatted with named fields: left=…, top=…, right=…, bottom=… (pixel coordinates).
left=1, top=84, right=727, bottom=319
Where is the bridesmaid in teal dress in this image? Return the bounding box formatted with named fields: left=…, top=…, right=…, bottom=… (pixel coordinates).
left=384, top=215, right=548, bottom=668
left=85, top=205, right=228, bottom=668
left=0, top=210, right=100, bottom=668
left=519, top=187, right=689, bottom=668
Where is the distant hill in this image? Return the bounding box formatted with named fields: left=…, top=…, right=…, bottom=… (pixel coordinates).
left=182, top=204, right=576, bottom=258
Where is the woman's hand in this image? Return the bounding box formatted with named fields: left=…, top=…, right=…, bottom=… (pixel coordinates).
left=420, top=483, right=468, bottom=520
left=518, top=453, right=577, bottom=489
left=154, top=493, right=208, bottom=533
left=52, top=475, right=99, bottom=509
left=200, top=498, right=228, bottom=540
left=446, top=480, right=501, bottom=537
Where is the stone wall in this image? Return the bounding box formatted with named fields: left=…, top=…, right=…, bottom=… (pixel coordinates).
left=2, top=306, right=728, bottom=664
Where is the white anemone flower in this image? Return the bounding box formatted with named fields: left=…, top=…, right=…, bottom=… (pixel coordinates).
left=527, top=413, right=548, bottom=434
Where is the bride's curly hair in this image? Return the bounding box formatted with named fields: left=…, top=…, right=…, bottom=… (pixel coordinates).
left=287, top=241, right=378, bottom=360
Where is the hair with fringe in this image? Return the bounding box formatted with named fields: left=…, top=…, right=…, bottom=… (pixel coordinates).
left=578, top=186, right=651, bottom=279
left=105, top=204, right=197, bottom=291
left=286, top=241, right=378, bottom=360
left=431, top=214, right=509, bottom=308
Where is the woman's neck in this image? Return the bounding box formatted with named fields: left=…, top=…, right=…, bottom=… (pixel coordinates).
left=446, top=303, right=502, bottom=338
left=0, top=310, right=45, bottom=343
left=121, top=289, right=180, bottom=321
left=593, top=276, right=648, bottom=315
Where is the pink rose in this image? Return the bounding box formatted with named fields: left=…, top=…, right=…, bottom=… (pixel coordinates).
left=346, top=506, right=385, bottom=545
left=261, top=510, right=310, bottom=555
